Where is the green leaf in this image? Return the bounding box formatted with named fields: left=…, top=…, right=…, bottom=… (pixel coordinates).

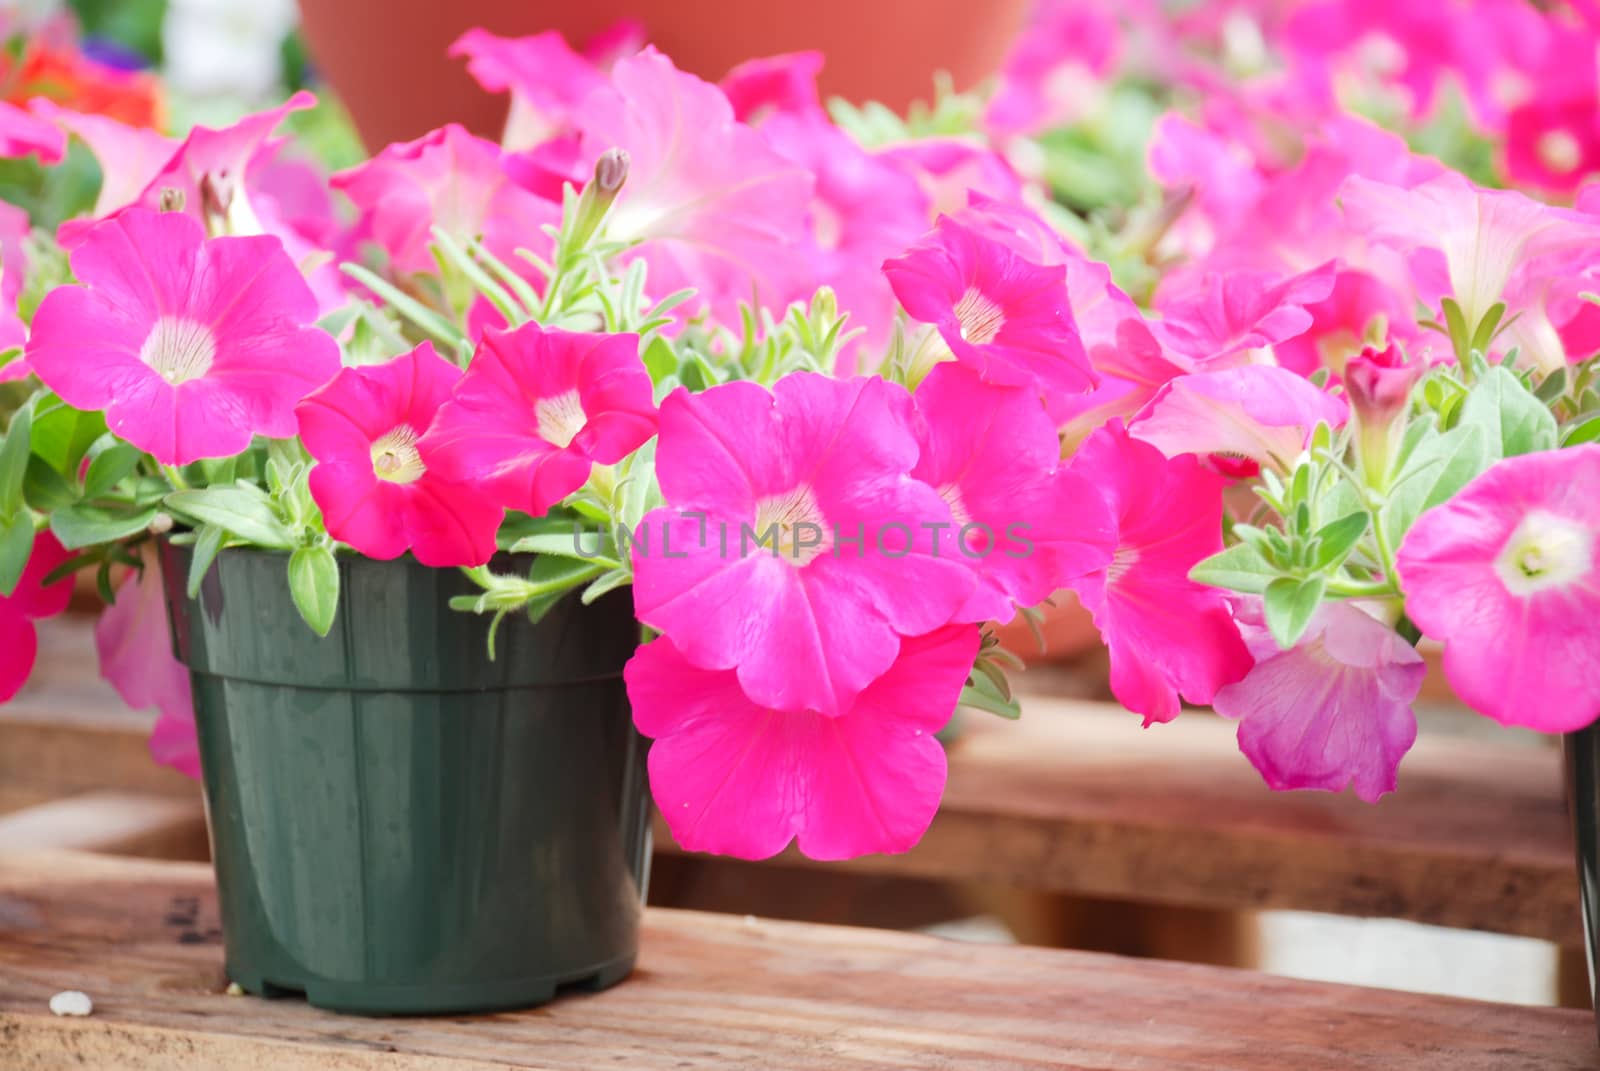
left=1458, top=365, right=1558, bottom=459
left=287, top=545, right=340, bottom=637
left=0, top=404, right=31, bottom=518
left=22, top=455, right=79, bottom=513
left=186, top=523, right=226, bottom=599
left=1311, top=513, right=1369, bottom=570
left=1262, top=575, right=1325, bottom=650
left=1382, top=422, right=1491, bottom=543
left=49, top=501, right=159, bottom=550
left=1440, top=297, right=1469, bottom=354
left=0, top=515, right=34, bottom=597
left=507, top=530, right=619, bottom=568
left=81, top=442, right=144, bottom=500
left=1468, top=301, right=1506, bottom=354
left=1565, top=414, right=1600, bottom=446
left=959, top=670, right=1022, bottom=720
left=30, top=404, right=106, bottom=477
left=1190, top=542, right=1280, bottom=595
left=164, top=487, right=294, bottom=549
left=1535, top=367, right=1568, bottom=404
left=580, top=567, right=633, bottom=605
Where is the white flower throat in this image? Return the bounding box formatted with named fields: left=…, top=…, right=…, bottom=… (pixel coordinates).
left=140, top=316, right=217, bottom=385
left=1495, top=510, right=1593, bottom=597
left=371, top=424, right=425, bottom=485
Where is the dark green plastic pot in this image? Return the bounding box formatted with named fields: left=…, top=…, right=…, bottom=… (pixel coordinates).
left=1566, top=725, right=1600, bottom=1038
left=159, top=542, right=651, bottom=1016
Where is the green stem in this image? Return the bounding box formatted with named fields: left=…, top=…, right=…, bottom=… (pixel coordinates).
left=162, top=464, right=190, bottom=492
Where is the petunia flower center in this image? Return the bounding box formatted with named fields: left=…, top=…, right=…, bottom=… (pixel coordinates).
left=1538, top=130, right=1583, bottom=175
left=1107, top=545, right=1140, bottom=585
left=937, top=483, right=972, bottom=528
left=753, top=484, right=832, bottom=566
left=370, top=424, right=425, bottom=485
left=1495, top=509, right=1592, bottom=597
left=535, top=389, right=588, bottom=449
left=953, top=287, right=1006, bottom=345
left=139, top=316, right=217, bottom=385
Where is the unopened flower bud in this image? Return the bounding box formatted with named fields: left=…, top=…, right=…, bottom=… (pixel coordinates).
left=594, top=148, right=630, bottom=194
left=1345, top=343, right=1421, bottom=491
left=565, top=148, right=631, bottom=255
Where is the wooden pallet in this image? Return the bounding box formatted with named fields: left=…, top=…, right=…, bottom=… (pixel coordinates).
left=0, top=851, right=1592, bottom=1071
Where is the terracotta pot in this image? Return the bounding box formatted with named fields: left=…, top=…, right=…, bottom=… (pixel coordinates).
left=295, top=0, right=1029, bottom=151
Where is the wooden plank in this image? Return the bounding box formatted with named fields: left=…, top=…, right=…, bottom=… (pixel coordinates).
left=0, top=853, right=1591, bottom=1070
left=658, top=700, right=1579, bottom=945
left=0, top=791, right=207, bottom=859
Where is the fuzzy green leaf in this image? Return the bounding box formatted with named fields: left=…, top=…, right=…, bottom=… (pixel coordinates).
left=287, top=544, right=340, bottom=637
left=1263, top=575, right=1325, bottom=650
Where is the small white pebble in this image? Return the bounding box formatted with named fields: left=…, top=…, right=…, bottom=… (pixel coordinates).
left=49, top=991, right=92, bottom=1017
left=225, top=983, right=244, bottom=997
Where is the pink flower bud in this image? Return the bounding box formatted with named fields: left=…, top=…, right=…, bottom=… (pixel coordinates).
left=594, top=148, right=630, bottom=194
left=1344, top=343, right=1420, bottom=428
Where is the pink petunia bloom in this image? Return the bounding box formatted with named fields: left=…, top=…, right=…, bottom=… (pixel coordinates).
left=1129, top=364, right=1349, bottom=473
left=985, top=0, right=1119, bottom=136
left=420, top=323, right=657, bottom=517
left=1340, top=172, right=1600, bottom=335
left=0, top=100, right=65, bottom=163
left=879, top=139, right=1025, bottom=223
left=573, top=47, right=814, bottom=323
left=451, top=28, right=611, bottom=151
left=1396, top=446, right=1600, bottom=732
left=29, top=101, right=177, bottom=221
left=1064, top=422, right=1252, bottom=724
left=913, top=361, right=1113, bottom=622
left=720, top=51, right=825, bottom=125
left=631, top=373, right=976, bottom=717
left=96, top=546, right=197, bottom=779
left=1273, top=269, right=1416, bottom=378
left=0, top=201, right=29, bottom=356
left=25, top=209, right=340, bottom=465
left=1154, top=262, right=1338, bottom=368
left=884, top=215, right=1095, bottom=397
left=0, top=531, right=73, bottom=702
left=334, top=123, right=559, bottom=278
left=627, top=624, right=979, bottom=860
left=1213, top=599, right=1423, bottom=803
left=760, top=112, right=929, bottom=357
left=297, top=343, right=503, bottom=567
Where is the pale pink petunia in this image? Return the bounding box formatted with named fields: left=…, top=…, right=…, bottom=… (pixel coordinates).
left=334, top=123, right=559, bottom=278
left=1213, top=599, right=1423, bottom=803
left=502, top=132, right=588, bottom=202
left=0, top=531, right=74, bottom=703
left=1340, top=172, right=1600, bottom=334
left=0, top=202, right=29, bottom=356
left=1154, top=261, right=1337, bottom=368
left=631, top=373, right=976, bottom=717
left=574, top=47, right=814, bottom=323
left=27, top=102, right=177, bottom=220
left=719, top=51, right=825, bottom=125
left=451, top=28, right=610, bottom=150
left=1065, top=422, right=1252, bottom=724
left=985, top=0, right=1119, bottom=136
left=96, top=546, right=198, bottom=779
left=0, top=100, right=65, bottom=163
left=884, top=215, right=1095, bottom=397
left=1396, top=446, right=1600, bottom=732
left=627, top=624, right=979, bottom=860
left=879, top=139, right=1025, bottom=224
left=297, top=343, right=503, bottom=567
left=420, top=323, right=657, bottom=517
left=1129, top=364, right=1349, bottom=473
left=913, top=361, right=1113, bottom=622
left=25, top=209, right=340, bottom=465
left=1273, top=269, right=1415, bottom=378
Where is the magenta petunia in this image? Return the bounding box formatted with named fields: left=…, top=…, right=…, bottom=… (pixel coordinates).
left=0, top=202, right=29, bottom=357
left=0, top=531, right=74, bottom=703
left=335, top=124, right=559, bottom=278
left=297, top=343, right=503, bottom=567
left=25, top=209, right=340, bottom=465
left=29, top=102, right=177, bottom=221
left=1154, top=261, right=1337, bottom=368
left=1396, top=446, right=1600, bottom=732
left=574, top=47, right=814, bottom=323
left=451, top=28, right=610, bottom=150
left=1064, top=422, right=1252, bottom=724
left=631, top=372, right=976, bottom=717
left=884, top=215, right=1095, bottom=397
left=627, top=624, right=979, bottom=860
left=913, top=361, right=1114, bottom=623
left=985, top=0, right=1119, bottom=136
left=1129, top=364, right=1349, bottom=473
left=719, top=51, right=825, bottom=124
left=96, top=546, right=197, bottom=779
left=420, top=323, right=657, bottom=517
left=1213, top=599, right=1423, bottom=803
left=0, top=100, right=65, bottom=164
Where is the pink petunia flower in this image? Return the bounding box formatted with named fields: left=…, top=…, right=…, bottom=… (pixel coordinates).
left=985, top=0, right=1119, bottom=136
left=1154, top=262, right=1338, bottom=368
left=631, top=373, right=976, bottom=718
left=912, top=361, right=1113, bottom=623
left=25, top=208, right=340, bottom=465
left=1396, top=446, right=1600, bottom=732
left=96, top=546, right=197, bottom=779
left=0, top=531, right=73, bottom=702
left=1064, top=422, right=1252, bottom=724
left=1129, top=364, right=1349, bottom=473
left=884, top=215, right=1096, bottom=397
left=1213, top=599, right=1423, bottom=803
left=29, top=101, right=177, bottom=222
left=0, top=202, right=29, bottom=356
left=334, top=123, right=559, bottom=278
left=573, top=47, right=814, bottom=324
left=420, top=323, right=657, bottom=517
left=878, top=139, right=1024, bottom=223
left=627, top=624, right=979, bottom=860
left=451, top=28, right=611, bottom=151
left=719, top=52, right=825, bottom=125
left=297, top=343, right=503, bottom=567
left=0, top=100, right=65, bottom=163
